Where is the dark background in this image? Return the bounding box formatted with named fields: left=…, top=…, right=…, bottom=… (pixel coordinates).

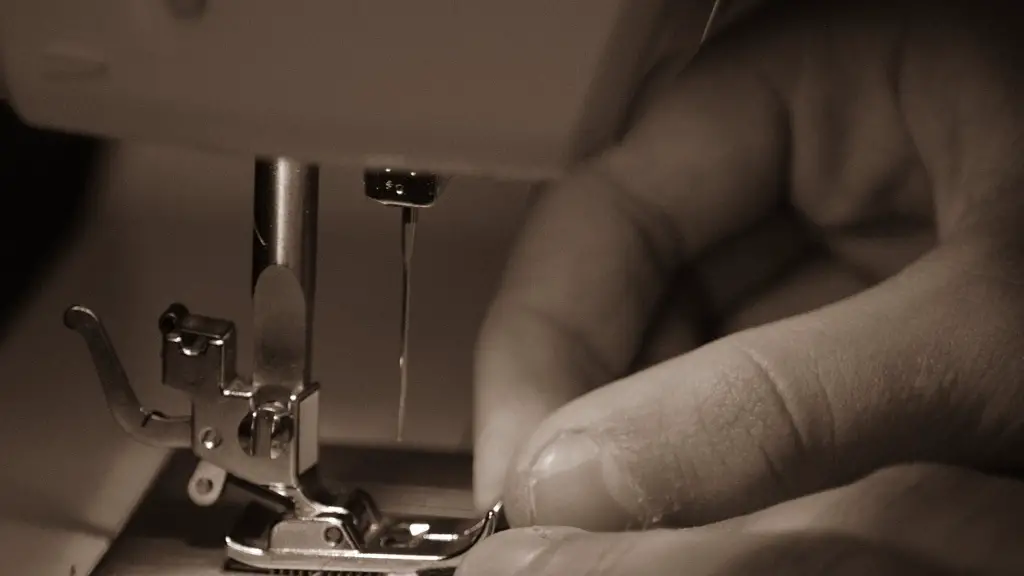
left=0, top=102, right=100, bottom=339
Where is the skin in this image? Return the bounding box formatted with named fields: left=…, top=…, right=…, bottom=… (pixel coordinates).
left=463, top=0, right=1024, bottom=573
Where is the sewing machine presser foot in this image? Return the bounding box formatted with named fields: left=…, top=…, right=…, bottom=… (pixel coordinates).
left=63, top=303, right=505, bottom=574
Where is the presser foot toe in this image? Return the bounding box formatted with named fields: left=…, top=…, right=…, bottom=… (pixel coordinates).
left=222, top=494, right=506, bottom=575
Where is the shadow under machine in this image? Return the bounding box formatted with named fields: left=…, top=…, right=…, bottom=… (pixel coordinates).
left=1, top=0, right=696, bottom=573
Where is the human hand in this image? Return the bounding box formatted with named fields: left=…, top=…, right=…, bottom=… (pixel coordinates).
left=457, top=464, right=1024, bottom=574
left=472, top=0, right=1024, bottom=549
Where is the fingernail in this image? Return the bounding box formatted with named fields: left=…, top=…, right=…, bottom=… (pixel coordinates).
left=455, top=527, right=583, bottom=576
left=524, top=431, right=639, bottom=530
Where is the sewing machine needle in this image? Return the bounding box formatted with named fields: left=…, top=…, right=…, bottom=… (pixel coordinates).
left=398, top=206, right=417, bottom=441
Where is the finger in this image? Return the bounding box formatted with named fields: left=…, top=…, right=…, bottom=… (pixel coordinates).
left=455, top=526, right=948, bottom=576
left=634, top=252, right=857, bottom=375
left=721, top=256, right=869, bottom=334
left=473, top=50, right=792, bottom=509
left=634, top=210, right=815, bottom=370
left=500, top=239, right=1024, bottom=530
left=712, top=463, right=1024, bottom=574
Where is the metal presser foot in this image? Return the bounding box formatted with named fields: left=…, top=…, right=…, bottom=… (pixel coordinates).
left=63, top=158, right=503, bottom=575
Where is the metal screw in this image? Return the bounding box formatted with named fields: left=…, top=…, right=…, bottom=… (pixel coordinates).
left=238, top=402, right=293, bottom=459
left=200, top=428, right=221, bottom=450
left=323, top=526, right=344, bottom=546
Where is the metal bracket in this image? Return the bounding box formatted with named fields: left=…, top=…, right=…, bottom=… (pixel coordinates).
left=63, top=305, right=191, bottom=449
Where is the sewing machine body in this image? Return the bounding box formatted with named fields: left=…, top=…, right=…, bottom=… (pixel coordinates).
left=2, top=0, right=683, bottom=180
left=0, top=0, right=725, bottom=574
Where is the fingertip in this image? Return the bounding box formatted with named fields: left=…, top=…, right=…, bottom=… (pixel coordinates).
left=472, top=415, right=535, bottom=514
left=472, top=350, right=580, bottom=515
left=472, top=442, right=505, bottom=513
left=501, top=427, right=646, bottom=531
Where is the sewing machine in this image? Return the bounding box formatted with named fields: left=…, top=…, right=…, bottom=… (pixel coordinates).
left=1, top=0, right=724, bottom=573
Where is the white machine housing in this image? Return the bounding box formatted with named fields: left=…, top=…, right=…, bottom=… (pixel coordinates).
left=0, top=0, right=712, bottom=180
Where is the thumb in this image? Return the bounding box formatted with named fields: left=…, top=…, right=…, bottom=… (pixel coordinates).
left=499, top=238, right=1024, bottom=530
left=454, top=526, right=946, bottom=576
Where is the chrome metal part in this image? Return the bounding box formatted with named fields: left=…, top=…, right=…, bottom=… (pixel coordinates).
left=66, top=302, right=323, bottom=489
left=63, top=306, right=191, bottom=449
left=67, top=300, right=507, bottom=572
left=225, top=500, right=505, bottom=574
left=65, top=158, right=505, bottom=574
left=252, top=158, right=319, bottom=392
left=364, top=168, right=443, bottom=442
left=397, top=206, right=418, bottom=441
left=188, top=460, right=228, bottom=507
left=363, top=169, right=444, bottom=209
left=94, top=447, right=500, bottom=576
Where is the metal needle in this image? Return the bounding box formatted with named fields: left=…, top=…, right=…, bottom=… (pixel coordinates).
left=398, top=206, right=418, bottom=441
